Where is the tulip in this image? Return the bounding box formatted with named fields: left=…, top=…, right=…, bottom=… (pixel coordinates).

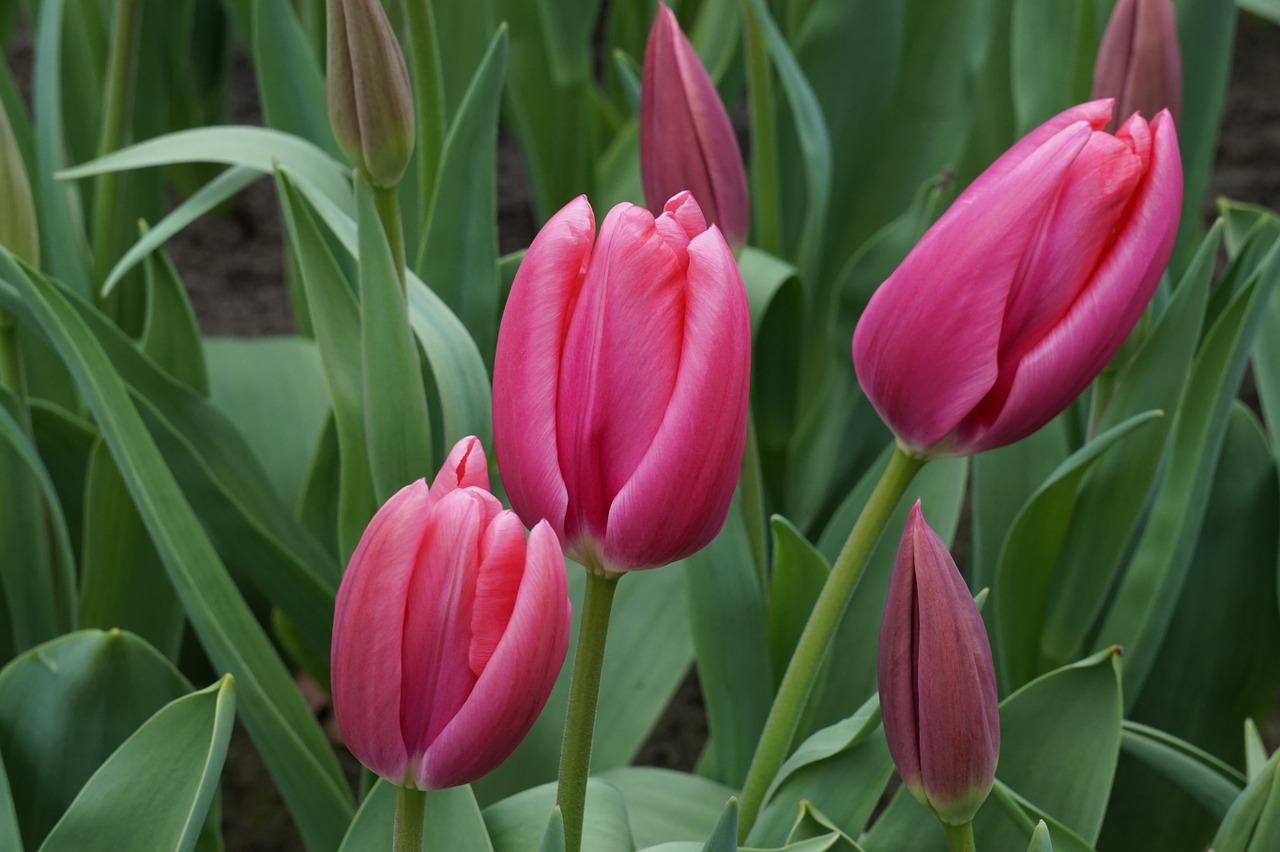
left=331, top=437, right=571, bottom=790
left=492, top=191, right=751, bottom=572
left=1092, top=0, right=1182, bottom=132
left=852, top=99, right=1181, bottom=457
left=879, top=501, right=999, bottom=826
left=326, top=0, right=415, bottom=188
left=641, top=4, right=749, bottom=250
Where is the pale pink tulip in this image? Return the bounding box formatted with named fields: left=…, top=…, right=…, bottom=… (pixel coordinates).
left=1092, top=0, right=1182, bottom=132
left=853, top=100, right=1181, bottom=456
left=331, top=437, right=570, bottom=789
left=641, top=4, right=749, bottom=250
left=493, top=192, right=751, bottom=571
left=879, top=502, right=999, bottom=825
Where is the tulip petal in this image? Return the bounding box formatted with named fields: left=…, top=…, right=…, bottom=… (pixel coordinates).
left=853, top=122, right=1093, bottom=451
left=420, top=521, right=570, bottom=789
left=331, top=479, right=431, bottom=783
left=604, top=226, right=750, bottom=569
left=878, top=511, right=924, bottom=791
left=468, top=511, right=527, bottom=675
left=493, top=196, right=595, bottom=542
left=557, top=203, right=686, bottom=550
left=967, top=111, right=1181, bottom=450
left=431, top=435, right=490, bottom=500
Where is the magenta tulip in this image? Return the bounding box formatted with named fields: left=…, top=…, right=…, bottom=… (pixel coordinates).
left=853, top=100, right=1181, bottom=457
left=641, top=4, right=749, bottom=250
left=492, top=192, right=751, bottom=572
left=879, top=502, right=999, bottom=825
left=1092, top=0, right=1182, bottom=132
left=331, top=437, right=570, bottom=790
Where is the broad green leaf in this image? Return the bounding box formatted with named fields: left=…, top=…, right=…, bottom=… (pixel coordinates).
left=356, top=179, right=431, bottom=502
left=988, top=783, right=1096, bottom=852
left=993, top=410, right=1161, bottom=691
left=1212, top=747, right=1280, bottom=852
left=1117, top=722, right=1244, bottom=818
left=540, top=808, right=566, bottom=852
left=473, top=567, right=692, bottom=805
left=1238, top=0, right=1280, bottom=21
left=535, top=0, right=600, bottom=84
left=250, top=0, right=338, bottom=154
left=141, top=242, right=208, bottom=395
left=0, top=630, right=190, bottom=848
left=28, top=400, right=98, bottom=565
left=784, top=802, right=866, bottom=849
left=38, top=676, right=235, bottom=852
left=700, top=798, right=739, bottom=852
left=596, top=768, right=736, bottom=849
left=1096, top=237, right=1280, bottom=706
left=0, top=256, right=354, bottom=850
left=337, top=781, right=492, bottom=852
left=337, top=781, right=396, bottom=852
left=1246, top=721, right=1268, bottom=781
left=1009, top=0, right=1099, bottom=134
left=742, top=247, right=805, bottom=468
left=415, top=25, right=507, bottom=363
left=78, top=441, right=184, bottom=660
left=766, top=517, right=829, bottom=693
left=1027, top=822, right=1053, bottom=852
left=484, top=780, right=632, bottom=852
left=0, top=750, right=21, bottom=852
left=204, top=337, right=330, bottom=514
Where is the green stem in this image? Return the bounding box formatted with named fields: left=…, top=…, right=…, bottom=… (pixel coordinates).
left=403, top=0, right=445, bottom=249
left=393, top=785, right=426, bottom=852
left=737, top=446, right=926, bottom=840
left=740, top=413, right=769, bottom=588
left=91, top=0, right=144, bottom=306
left=372, top=184, right=407, bottom=289
left=557, top=567, right=621, bottom=852
left=739, top=0, right=781, bottom=254
left=0, top=311, right=25, bottom=403
left=943, top=820, right=977, bottom=852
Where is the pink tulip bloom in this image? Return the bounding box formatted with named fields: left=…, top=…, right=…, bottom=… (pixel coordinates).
left=641, top=4, right=749, bottom=250
left=1092, top=0, right=1182, bottom=132
left=493, top=192, right=751, bottom=572
left=853, top=100, right=1182, bottom=456
left=879, top=502, right=999, bottom=826
left=331, top=437, right=570, bottom=790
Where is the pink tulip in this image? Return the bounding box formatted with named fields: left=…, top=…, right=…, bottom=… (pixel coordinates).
left=853, top=100, right=1181, bottom=456
left=492, top=192, right=751, bottom=571
left=1092, top=0, right=1182, bottom=132
left=641, top=4, right=749, bottom=250
left=331, top=437, right=570, bottom=789
left=879, top=502, right=999, bottom=826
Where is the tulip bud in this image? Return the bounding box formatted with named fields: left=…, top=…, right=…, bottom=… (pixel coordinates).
left=331, top=437, right=571, bottom=790
left=878, top=502, right=999, bottom=826
left=325, top=0, right=415, bottom=188
left=493, top=191, right=751, bottom=572
left=641, top=4, right=749, bottom=250
left=853, top=100, right=1181, bottom=457
left=1092, top=0, right=1182, bottom=131
left=0, top=106, right=38, bottom=267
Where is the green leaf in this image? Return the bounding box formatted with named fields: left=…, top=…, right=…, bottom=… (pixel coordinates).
left=0, top=255, right=354, bottom=850
left=1009, top=0, right=1098, bottom=134
left=1096, top=235, right=1280, bottom=706
left=1027, top=821, right=1053, bottom=852
left=0, top=630, right=190, bottom=848
left=1212, top=746, right=1280, bottom=852
left=356, top=180, right=432, bottom=502
left=1117, top=722, right=1245, bottom=818
left=766, top=517, right=829, bottom=694
left=700, top=797, right=738, bottom=852
left=415, top=25, right=507, bottom=362
left=992, top=410, right=1161, bottom=691
left=535, top=0, right=600, bottom=84
left=338, top=784, right=497, bottom=852
left=0, top=749, right=22, bottom=852
left=1246, top=721, right=1269, bottom=781
left=595, top=768, right=737, bottom=849
left=1238, top=0, right=1280, bottom=22
left=337, top=781, right=395, bottom=852
left=38, top=676, right=235, bottom=852
left=540, top=808, right=566, bottom=852
left=249, top=0, right=338, bottom=155
left=484, top=780, right=632, bottom=852
left=141, top=242, right=209, bottom=395
left=742, top=247, right=805, bottom=465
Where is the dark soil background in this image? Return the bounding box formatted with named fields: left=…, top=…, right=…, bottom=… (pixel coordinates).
left=4, top=8, right=1280, bottom=851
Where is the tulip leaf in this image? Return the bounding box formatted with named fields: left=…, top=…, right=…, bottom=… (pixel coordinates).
left=338, top=781, right=493, bottom=852
left=0, top=630, right=191, bottom=849
left=992, top=409, right=1161, bottom=691
left=336, top=781, right=396, bottom=851
left=415, top=24, right=507, bottom=363
left=1245, top=721, right=1269, bottom=782
left=1238, top=0, right=1280, bottom=22
left=139, top=243, right=209, bottom=396
left=535, top=0, right=600, bottom=85
left=988, top=783, right=1096, bottom=852
left=0, top=255, right=354, bottom=850
left=540, top=808, right=566, bottom=852
left=700, top=798, right=739, bottom=852
left=37, top=676, right=235, bottom=852
left=685, top=493, right=772, bottom=787
left=249, top=0, right=337, bottom=155
left=484, top=780, right=632, bottom=852
left=766, top=516, right=830, bottom=694
left=1096, top=235, right=1280, bottom=707
left=0, top=750, right=21, bottom=852
left=1212, top=747, right=1280, bottom=852
left=1117, top=722, right=1245, bottom=818
left=1027, top=821, right=1053, bottom=852
left=595, top=768, right=737, bottom=850
left=741, top=247, right=805, bottom=464
left=1009, top=0, right=1099, bottom=134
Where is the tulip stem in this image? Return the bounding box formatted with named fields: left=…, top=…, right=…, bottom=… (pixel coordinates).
left=943, top=820, right=977, bottom=852
left=373, top=185, right=407, bottom=288
left=737, top=445, right=925, bottom=841
left=557, top=566, right=621, bottom=852
left=393, top=786, right=426, bottom=852
left=739, top=0, right=781, bottom=254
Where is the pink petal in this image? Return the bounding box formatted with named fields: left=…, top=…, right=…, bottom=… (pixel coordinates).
left=419, top=521, right=570, bottom=789
left=556, top=203, right=686, bottom=552
left=493, top=196, right=595, bottom=542
left=604, top=225, right=750, bottom=569
left=878, top=505, right=924, bottom=791
left=331, top=479, right=431, bottom=783
left=431, top=435, right=490, bottom=500
left=468, top=511, right=527, bottom=675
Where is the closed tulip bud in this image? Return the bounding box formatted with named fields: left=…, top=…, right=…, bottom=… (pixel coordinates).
left=331, top=437, right=571, bottom=790
left=641, top=4, right=749, bottom=251
left=493, top=192, right=751, bottom=572
left=0, top=106, right=38, bottom=267
left=325, top=0, right=415, bottom=188
left=1092, top=0, right=1182, bottom=131
left=853, top=100, right=1181, bottom=457
left=879, top=502, right=999, bottom=826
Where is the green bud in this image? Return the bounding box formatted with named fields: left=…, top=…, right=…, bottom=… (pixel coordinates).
left=326, top=0, right=415, bottom=188
left=0, top=106, right=39, bottom=266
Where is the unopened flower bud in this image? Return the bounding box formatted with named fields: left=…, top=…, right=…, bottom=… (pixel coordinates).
left=1092, top=0, right=1182, bottom=131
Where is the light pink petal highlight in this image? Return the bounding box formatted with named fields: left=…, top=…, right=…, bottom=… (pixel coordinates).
left=431, top=436, right=489, bottom=500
